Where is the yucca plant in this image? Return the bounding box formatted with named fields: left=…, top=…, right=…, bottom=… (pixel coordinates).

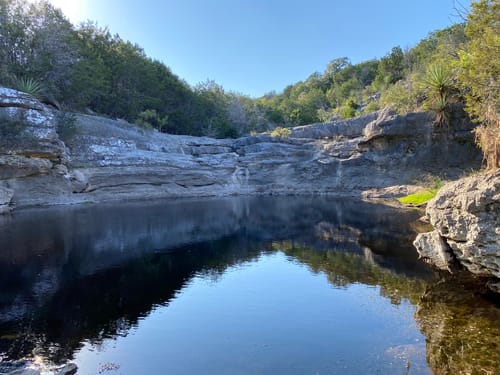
left=423, top=64, right=454, bottom=97
left=422, top=64, right=455, bottom=127
left=15, top=77, right=45, bottom=100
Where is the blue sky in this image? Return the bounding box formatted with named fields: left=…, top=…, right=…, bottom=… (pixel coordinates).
left=49, top=0, right=470, bottom=97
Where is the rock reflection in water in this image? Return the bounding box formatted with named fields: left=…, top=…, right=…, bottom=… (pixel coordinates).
left=0, top=196, right=498, bottom=374
left=415, top=276, right=500, bottom=375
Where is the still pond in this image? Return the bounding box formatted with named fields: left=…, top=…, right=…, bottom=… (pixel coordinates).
left=0, top=197, right=498, bottom=374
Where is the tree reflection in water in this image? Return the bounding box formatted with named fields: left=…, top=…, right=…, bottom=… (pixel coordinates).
left=0, top=197, right=498, bottom=374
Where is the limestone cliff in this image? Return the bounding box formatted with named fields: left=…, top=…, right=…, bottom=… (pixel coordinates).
left=0, top=87, right=481, bottom=212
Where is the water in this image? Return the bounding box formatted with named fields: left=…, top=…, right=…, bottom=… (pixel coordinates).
left=0, top=197, right=498, bottom=375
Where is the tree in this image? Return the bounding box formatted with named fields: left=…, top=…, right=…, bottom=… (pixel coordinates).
left=375, top=46, right=406, bottom=87
left=456, top=0, right=499, bottom=169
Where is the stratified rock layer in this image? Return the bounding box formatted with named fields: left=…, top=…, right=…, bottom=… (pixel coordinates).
left=0, top=87, right=481, bottom=210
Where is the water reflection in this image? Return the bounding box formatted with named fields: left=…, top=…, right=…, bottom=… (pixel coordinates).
left=0, top=197, right=498, bottom=374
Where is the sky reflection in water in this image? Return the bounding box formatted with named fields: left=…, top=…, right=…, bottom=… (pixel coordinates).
left=0, top=197, right=498, bottom=374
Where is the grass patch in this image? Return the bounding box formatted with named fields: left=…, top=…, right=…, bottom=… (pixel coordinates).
left=398, top=189, right=438, bottom=206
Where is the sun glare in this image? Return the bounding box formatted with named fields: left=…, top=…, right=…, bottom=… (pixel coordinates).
left=51, top=0, right=86, bottom=23
left=27, top=0, right=86, bottom=23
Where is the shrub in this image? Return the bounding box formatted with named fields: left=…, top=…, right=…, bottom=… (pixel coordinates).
left=14, top=77, right=45, bottom=100
left=363, top=101, right=380, bottom=114
left=337, top=98, right=359, bottom=119
left=380, top=80, right=420, bottom=114
left=56, top=112, right=79, bottom=142
left=475, top=122, right=499, bottom=170
left=270, top=127, right=292, bottom=138
left=135, top=109, right=168, bottom=132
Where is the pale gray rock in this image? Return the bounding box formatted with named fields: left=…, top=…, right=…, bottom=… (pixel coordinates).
left=6, top=369, right=40, bottom=375
left=0, top=89, right=482, bottom=212
left=413, top=230, right=454, bottom=271
left=0, top=87, right=44, bottom=111
left=55, top=363, right=77, bottom=375
left=422, top=171, right=500, bottom=279
left=362, top=185, right=424, bottom=199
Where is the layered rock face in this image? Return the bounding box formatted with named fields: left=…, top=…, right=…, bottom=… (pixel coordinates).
left=414, top=171, right=500, bottom=290
left=0, top=88, right=481, bottom=211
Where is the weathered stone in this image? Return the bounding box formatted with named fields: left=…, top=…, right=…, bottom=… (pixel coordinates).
left=425, top=171, right=500, bottom=278
left=413, top=230, right=454, bottom=271
left=0, top=185, right=13, bottom=214
left=362, top=184, right=424, bottom=199
left=6, top=369, right=40, bottom=375
left=55, top=363, right=77, bottom=375
left=0, top=87, right=44, bottom=111
left=415, top=171, right=500, bottom=290
left=0, top=89, right=482, bottom=212
left=0, top=155, right=53, bottom=179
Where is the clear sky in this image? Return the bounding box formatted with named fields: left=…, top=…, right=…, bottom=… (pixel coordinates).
left=44, top=0, right=470, bottom=97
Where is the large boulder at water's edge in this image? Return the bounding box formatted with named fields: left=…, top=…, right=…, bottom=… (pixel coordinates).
left=414, top=171, right=500, bottom=291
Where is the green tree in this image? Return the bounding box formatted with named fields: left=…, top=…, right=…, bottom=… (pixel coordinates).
left=456, top=0, right=499, bottom=169
left=375, top=46, right=406, bottom=87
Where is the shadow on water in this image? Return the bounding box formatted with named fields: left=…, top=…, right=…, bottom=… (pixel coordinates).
left=0, top=196, right=498, bottom=374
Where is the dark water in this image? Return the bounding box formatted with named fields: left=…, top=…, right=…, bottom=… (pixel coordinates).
left=0, top=197, right=498, bottom=375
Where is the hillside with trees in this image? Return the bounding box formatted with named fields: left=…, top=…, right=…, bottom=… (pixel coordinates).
left=0, top=0, right=498, bottom=167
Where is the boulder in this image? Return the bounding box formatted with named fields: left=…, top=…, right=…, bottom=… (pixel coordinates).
left=413, top=230, right=454, bottom=271
left=414, top=170, right=500, bottom=286
left=0, top=87, right=44, bottom=111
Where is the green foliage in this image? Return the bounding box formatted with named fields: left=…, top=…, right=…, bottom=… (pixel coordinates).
left=398, top=177, right=444, bottom=206
left=0, top=0, right=497, bottom=145
left=135, top=109, right=168, bottom=132
left=14, top=77, right=45, bottom=99
left=456, top=0, right=499, bottom=169
left=336, top=98, right=359, bottom=119
left=397, top=190, right=438, bottom=206
left=380, top=80, right=420, bottom=114
left=374, top=46, right=406, bottom=87
left=421, top=64, right=456, bottom=126
left=55, top=111, right=78, bottom=142
left=363, top=100, right=380, bottom=114
left=423, top=64, right=454, bottom=98
left=270, top=126, right=291, bottom=138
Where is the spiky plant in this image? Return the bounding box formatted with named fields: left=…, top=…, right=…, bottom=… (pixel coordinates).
left=15, top=77, right=45, bottom=100
left=423, top=64, right=454, bottom=97
left=422, top=64, right=455, bottom=127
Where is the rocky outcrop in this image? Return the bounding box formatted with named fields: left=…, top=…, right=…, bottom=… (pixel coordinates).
left=414, top=171, right=500, bottom=290
left=0, top=87, right=482, bottom=210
